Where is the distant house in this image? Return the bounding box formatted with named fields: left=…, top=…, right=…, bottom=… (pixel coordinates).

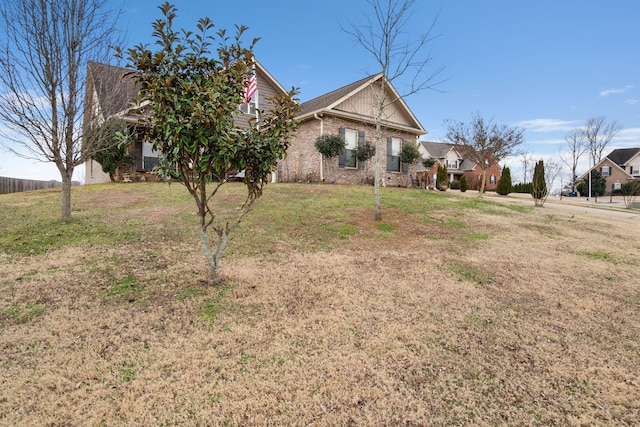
left=83, top=60, right=289, bottom=184
left=277, top=73, right=426, bottom=186
left=579, top=147, right=640, bottom=194
left=415, top=141, right=501, bottom=191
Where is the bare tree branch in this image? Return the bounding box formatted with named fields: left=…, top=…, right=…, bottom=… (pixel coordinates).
left=560, top=128, right=587, bottom=192
left=446, top=113, right=524, bottom=196
left=582, top=116, right=621, bottom=165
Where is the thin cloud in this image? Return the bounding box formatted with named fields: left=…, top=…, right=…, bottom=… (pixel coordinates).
left=599, top=85, right=634, bottom=97
left=626, top=99, right=638, bottom=105
left=516, top=119, right=579, bottom=133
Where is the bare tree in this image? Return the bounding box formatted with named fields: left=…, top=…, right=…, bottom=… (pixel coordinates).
left=345, top=0, right=444, bottom=221
left=518, top=149, right=534, bottom=183
left=0, top=0, right=123, bottom=221
left=583, top=116, right=621, bottom=166
left=446, top=113, right=524, bottom=196
left=538, top=157, right=563, bottom=206
left=560, top=128, right=587, bottom=193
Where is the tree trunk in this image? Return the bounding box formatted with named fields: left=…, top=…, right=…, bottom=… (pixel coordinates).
left=479, top=169, right=487, bottom=196
left=198, top=215, right=228, bottom=285
left=60, top=174, right=72, bottom=222
left=373, top=149, right=382, bottom=221
left=373, top=121, right=382, bottom=221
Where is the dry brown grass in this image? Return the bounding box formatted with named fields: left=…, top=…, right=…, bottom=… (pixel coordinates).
left=1, top=183, right=639, bottom=426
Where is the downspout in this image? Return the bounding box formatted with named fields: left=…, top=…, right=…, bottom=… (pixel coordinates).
left=314, top=113, right=324, bottom=181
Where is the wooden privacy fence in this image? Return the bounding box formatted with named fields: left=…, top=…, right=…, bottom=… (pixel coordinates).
left=0, top=176, right=63, bottom=195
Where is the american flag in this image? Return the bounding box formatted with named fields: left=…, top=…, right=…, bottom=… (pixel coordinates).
left=244, top=70, right=257, bottom=102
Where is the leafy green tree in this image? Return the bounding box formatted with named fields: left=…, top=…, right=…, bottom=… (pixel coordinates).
left=436, top=164, right=448, bottom=190
left=120, top=3, right=299, bottom=284
left=459, top=175, right=468, bottom=192
left=532, top=160, right=547, bottom=206
left=496, top=166, right=512, bottom=195
left=577, top=170, right=606, bottom=201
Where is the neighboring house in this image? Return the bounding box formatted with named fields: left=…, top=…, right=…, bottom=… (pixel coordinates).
left=277, top=73, right=426, bottom=186
left=83, top=60, right=289, bottom=184
left=578, top=147, right=640, bottom=194
left=415, top=141, right=501, bottom=191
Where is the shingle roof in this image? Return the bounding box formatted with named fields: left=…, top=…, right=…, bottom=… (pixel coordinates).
left=299, top=74, right=378, bottom=116
left=87, top=61, right=139, bottom=118
left=419, top=141, right=453, bottom=158
left=606, top=148, right=640, bottom=166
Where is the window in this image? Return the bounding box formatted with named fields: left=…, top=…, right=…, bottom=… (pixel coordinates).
left=446, top=160, right=458, bottom=169
left=630, top=165, right=639, bottom=175
left=601, top=165, right=611, bottom=176
left=135, top=141, right=159, bottom=171
left=342, top=129, right=358, bottom=168
left=387, top=137, right=402, bottom=172
left=239, top=93, right=258, bottom=115
left=490, top=174, right=496, bottom=184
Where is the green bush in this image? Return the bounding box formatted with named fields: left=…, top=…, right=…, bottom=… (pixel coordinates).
left=450, top=180, right=460, bottom=189
left=460, top=175, right=468, bottom=192
left=314, top=134, right=345, bottom=159
left=576, top=170, right=606, bottom=198
left=436, top=164, right=448, bottom=190
left=512, top=182, right=532, bottom=193
left=496, top=166, right=512, bottom=195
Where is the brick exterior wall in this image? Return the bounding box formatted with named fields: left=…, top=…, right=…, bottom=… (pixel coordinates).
left=465, top=164, right=502, bottom=192
left=415, top=162, right=501, bottom=191
left=279, top=115, right=418, bottom=187
left=596, top=159, right=630, bottom=195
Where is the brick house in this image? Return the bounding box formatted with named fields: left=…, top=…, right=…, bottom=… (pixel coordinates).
left=416, top=141, right=502, bottom=191
left=579, top=148, right=640, bottom=194
left=83, top=60, right=289, bottom=184
left=277, top=73, right=426, bottom=186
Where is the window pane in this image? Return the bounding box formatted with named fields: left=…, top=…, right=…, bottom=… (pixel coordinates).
left=344, top=149, right=356, bottom=168
left=345, top=129, right=358, bottom=150
left=391, top=138, right=401, bottom=156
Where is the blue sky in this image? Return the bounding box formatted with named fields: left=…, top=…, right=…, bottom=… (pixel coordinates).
left=2, top=0, right=639, bottom=184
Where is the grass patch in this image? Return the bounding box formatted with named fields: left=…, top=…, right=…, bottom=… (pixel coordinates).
left=463, top=233, right=490, bottom=241
left=101, top=274, right=145, bottom=303
left=0, top=301, right=45, bottom=326
left=199, top=285, right=232, bottom=324
left=117, top=361, right=137, bottom=383
left=450, top=262, right=496, bottom=286
left=579, top=250, right=634, bottom=265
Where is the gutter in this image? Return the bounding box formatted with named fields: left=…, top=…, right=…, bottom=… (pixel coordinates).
left=314, top=113, right=324, bottom=181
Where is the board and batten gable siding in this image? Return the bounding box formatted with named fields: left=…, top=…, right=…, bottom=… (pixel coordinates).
left=234, top=72, right=284, bottom=129
left=333, top=81, right=416, bottom=128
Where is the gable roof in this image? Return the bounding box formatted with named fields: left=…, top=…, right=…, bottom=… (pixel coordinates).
left=298, top=73, right=426, bottom=136
left=419, top=141, right=455, bottom=158
left=579, top=156, right=629, bottom=180
left=86, top=61, right=139, bottom=119
left=606, top=148, right=640, bottom=166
